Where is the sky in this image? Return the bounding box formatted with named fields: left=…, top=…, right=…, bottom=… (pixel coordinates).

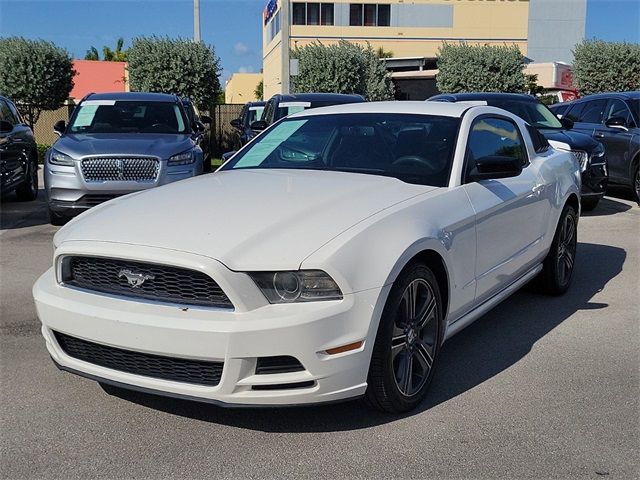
left=0, top=0, right=638, bottom=84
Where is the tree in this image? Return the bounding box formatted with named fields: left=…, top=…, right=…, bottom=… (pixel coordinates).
left=84, top=38, right=128, bottom=61
left=254, top=79, right=264, bottom=100
left=436, top=42, right=527, bottom=93
left=127, top=36, right=221, bottom=110
left=375, top=46, right=393, bottom=59
left=292, top=40, right=394, bottom=100
left=572, top=39, right=640, bottom=95
left=0, top=37, right=75, bottom=128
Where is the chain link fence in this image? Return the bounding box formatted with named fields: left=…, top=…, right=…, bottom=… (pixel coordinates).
left=29, top=102, right=75, bottom=147
left=204, top=103, right=244, bottom=158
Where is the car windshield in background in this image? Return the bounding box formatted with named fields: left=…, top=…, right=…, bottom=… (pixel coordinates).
left=493, top=101, right=564, bottom=129
left=222, top=113, right=460, bottom=187
left=68, top=100, right=189, bottom=134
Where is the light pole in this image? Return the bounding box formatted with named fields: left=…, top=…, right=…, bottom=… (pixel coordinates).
left=280, top=0, right=290, bottom=93
left=194, top=0, right=201, bottom=42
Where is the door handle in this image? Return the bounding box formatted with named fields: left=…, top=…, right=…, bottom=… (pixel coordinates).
left=594, top=132, right=605, bottom=138
left=532, top=184, right=544, bottom=197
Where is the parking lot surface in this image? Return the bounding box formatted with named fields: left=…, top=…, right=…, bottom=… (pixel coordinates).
left=1, top=178, right=638, bottom=479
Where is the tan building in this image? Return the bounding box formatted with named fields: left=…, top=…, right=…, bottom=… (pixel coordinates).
left=262, top=0, right=531, bottom=99
left=225, top=72, right=263, bottom=104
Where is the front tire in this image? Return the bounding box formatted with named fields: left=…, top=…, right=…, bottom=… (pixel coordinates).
left=539, top=203, right=578, bottom=295
left=633, top=163, right=639, bottom=206
left=365, top=263, right=443, bottom=413
left=48, top=207, right=69, bottom=226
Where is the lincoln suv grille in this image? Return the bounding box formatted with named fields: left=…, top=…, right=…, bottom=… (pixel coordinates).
left=81, top=156, right=159, bottom=182
left=53, top=331, right=223, bottom=386
left=61, top=256, right=233, bottom=309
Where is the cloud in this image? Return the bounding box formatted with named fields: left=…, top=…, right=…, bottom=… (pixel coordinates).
left=233, top=42, right=251, bottom=56
left=238, top=65, right=255, bottom=73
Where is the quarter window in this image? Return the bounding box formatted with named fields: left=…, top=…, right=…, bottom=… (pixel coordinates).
left=604, top=99, right=635, bottom=127
left=349, top=3, right=391, bottom=26
left=0, top=100, right=18, bottom=124
left=465, top=117, right=527, bottom=182
left=292, top=2, right=334, bottom=25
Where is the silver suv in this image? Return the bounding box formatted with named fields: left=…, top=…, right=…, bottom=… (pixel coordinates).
left=45, top=92, right=204, bottom=225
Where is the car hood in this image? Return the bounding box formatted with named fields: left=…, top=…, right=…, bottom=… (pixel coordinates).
left=539, top=128, right=600, bottom=153
left=54, top=169, right=437, bottom=270
left=53, top=133, right=195, bottom=159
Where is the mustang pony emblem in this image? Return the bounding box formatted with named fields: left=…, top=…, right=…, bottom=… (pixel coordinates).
left=118, top=269, right=155, bottom=288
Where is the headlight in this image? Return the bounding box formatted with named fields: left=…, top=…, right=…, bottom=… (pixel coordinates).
left=249, top=270, right=343, bottom=303
left=590, top=143, right=606, bottom=165
left=168, top=150, right=195, bottom=166
left=571, top=150, right=589, bottom=172
left=49, top=149, right=74, bottom=166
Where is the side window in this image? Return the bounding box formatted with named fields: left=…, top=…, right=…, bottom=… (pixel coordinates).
left=526, top=125, right=551, bottom=154
left=6, top=100, right=22, bottom=124
left=604, top=99, right=635, bottom=127
left=465, top=117, right=527, bottom=183
left=576, top=99, right=607, bottom=124
left=564, top=102, right=585, bottom=123
left=262, top=100, right=275, bottom=125
left=0, top=100, right=18, bottom=124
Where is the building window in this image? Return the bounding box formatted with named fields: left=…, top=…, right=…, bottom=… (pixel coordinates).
left=307, top=3, right=320, bottom=25
left=292, top=3, right=306, bottom=25
left=292, top=3, right=334, bottom=26
left=267, top=11, right=281, bottom=42
left=321, top=3, right=334, bottom=25
left=350, top=3, right=391, bottom=26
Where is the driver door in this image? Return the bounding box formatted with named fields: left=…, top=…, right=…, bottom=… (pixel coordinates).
left=463, top=116, right=548, bottom=305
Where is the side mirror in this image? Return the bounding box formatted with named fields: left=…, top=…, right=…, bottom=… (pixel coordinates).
left=469, top=155, right=523, bottom=182
left=200, top=115, right=212, bottom=125
left=0, top=120, right=13, bottom=133
left=250, top=120, right=267, bottom=131
left=53, top=120, right=66, bottom=136
left=230, top=118, right=241, bottom=129
left=559, top=116, right=574, bottom=130
left=605, top=116, right=628, bottom=131
left=193, top=120, right=205, bottom=133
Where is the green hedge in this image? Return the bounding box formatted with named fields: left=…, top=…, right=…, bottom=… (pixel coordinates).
left=573, top=40, right=640, bottom=95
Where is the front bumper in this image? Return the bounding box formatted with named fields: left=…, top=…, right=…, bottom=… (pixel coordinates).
left=33, top=243, right=385, bottom=406
left=45, top=158, right=203, bottom=215
left=581, top=162, right=608, bottom=198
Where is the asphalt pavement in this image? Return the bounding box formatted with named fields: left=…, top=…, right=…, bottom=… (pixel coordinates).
left=1, top=174, right=638, bottom=479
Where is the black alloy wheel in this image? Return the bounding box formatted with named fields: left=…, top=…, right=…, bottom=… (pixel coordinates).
left=366, top=263, right=443, bottom=413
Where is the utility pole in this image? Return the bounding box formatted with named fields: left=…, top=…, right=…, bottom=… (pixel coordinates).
left=194, top=0, right=201, bottom=42
left=280, top=0, right=290, bottom=94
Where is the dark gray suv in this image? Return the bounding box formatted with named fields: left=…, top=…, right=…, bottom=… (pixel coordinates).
left=45, top=92, right=204, bottom=224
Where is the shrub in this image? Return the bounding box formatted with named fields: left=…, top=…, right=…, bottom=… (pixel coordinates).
left=36, top=144, right=50, bottom=164
left=0, top=37, right=74, bottom=128
left=436, top=42, right=527, bottom=93
left=292, top=40, right=394, bottom=100
left=127, top=36, right=221, bottom=110
left=572, top=40, right=640, bottom=95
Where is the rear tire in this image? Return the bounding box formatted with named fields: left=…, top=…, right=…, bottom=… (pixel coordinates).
left=633, top=163, right=639, bottom=206
left=538, top=204, right=578, bottom=295
left=581, top=196, right=600, bottom=212
left=365, top=263, right=443, bottom=413
left=15, top=158, right=38, bottom=201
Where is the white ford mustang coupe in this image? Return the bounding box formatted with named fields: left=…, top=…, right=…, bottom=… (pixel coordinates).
left=33, top=102, right=581, bottom=413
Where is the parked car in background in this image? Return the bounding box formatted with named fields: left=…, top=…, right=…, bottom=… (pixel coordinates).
left=34, top=101, right=581, bottom=413
left=553, top=92, right=640, bottom=204
left=230, top=101, right=265, bottom=149
left=429, top=93, right=608, bottom=210
left=181, top=97, right=212, bottom=171
left=251, top=93, right=365, bottom=131
left=0, top=95, right=38, bottom=201
left=45, top=92, right=204, bottom=225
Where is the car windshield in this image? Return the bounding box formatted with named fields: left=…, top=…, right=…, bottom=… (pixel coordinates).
left=247, top=106, right=264, bottom=125
left=68, top=100, right=189, bottom=134
left=222, top=113, right=460, bottom=187
left=492, top=100, right=564, bottom=129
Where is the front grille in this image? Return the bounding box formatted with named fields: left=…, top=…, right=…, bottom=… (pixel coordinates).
left=571, top=150, right=589, bottom=172
left=53, top=331, right=223, bottom=386
left=81, top=156, right=159, bottom=182
left=62, top=256, right=233, bottom=309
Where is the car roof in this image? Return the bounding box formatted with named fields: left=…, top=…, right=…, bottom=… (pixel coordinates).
left=85, top=92, right=179, bottom=102
left=288, top=101, right=478, bottom=119
left=247, top=101, right=266, bottom=107
left=429, top=92, right=539, bottom=103
left=570, top=91, right=640, bottom=101
left=271, top=93, right=365, bottom=103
